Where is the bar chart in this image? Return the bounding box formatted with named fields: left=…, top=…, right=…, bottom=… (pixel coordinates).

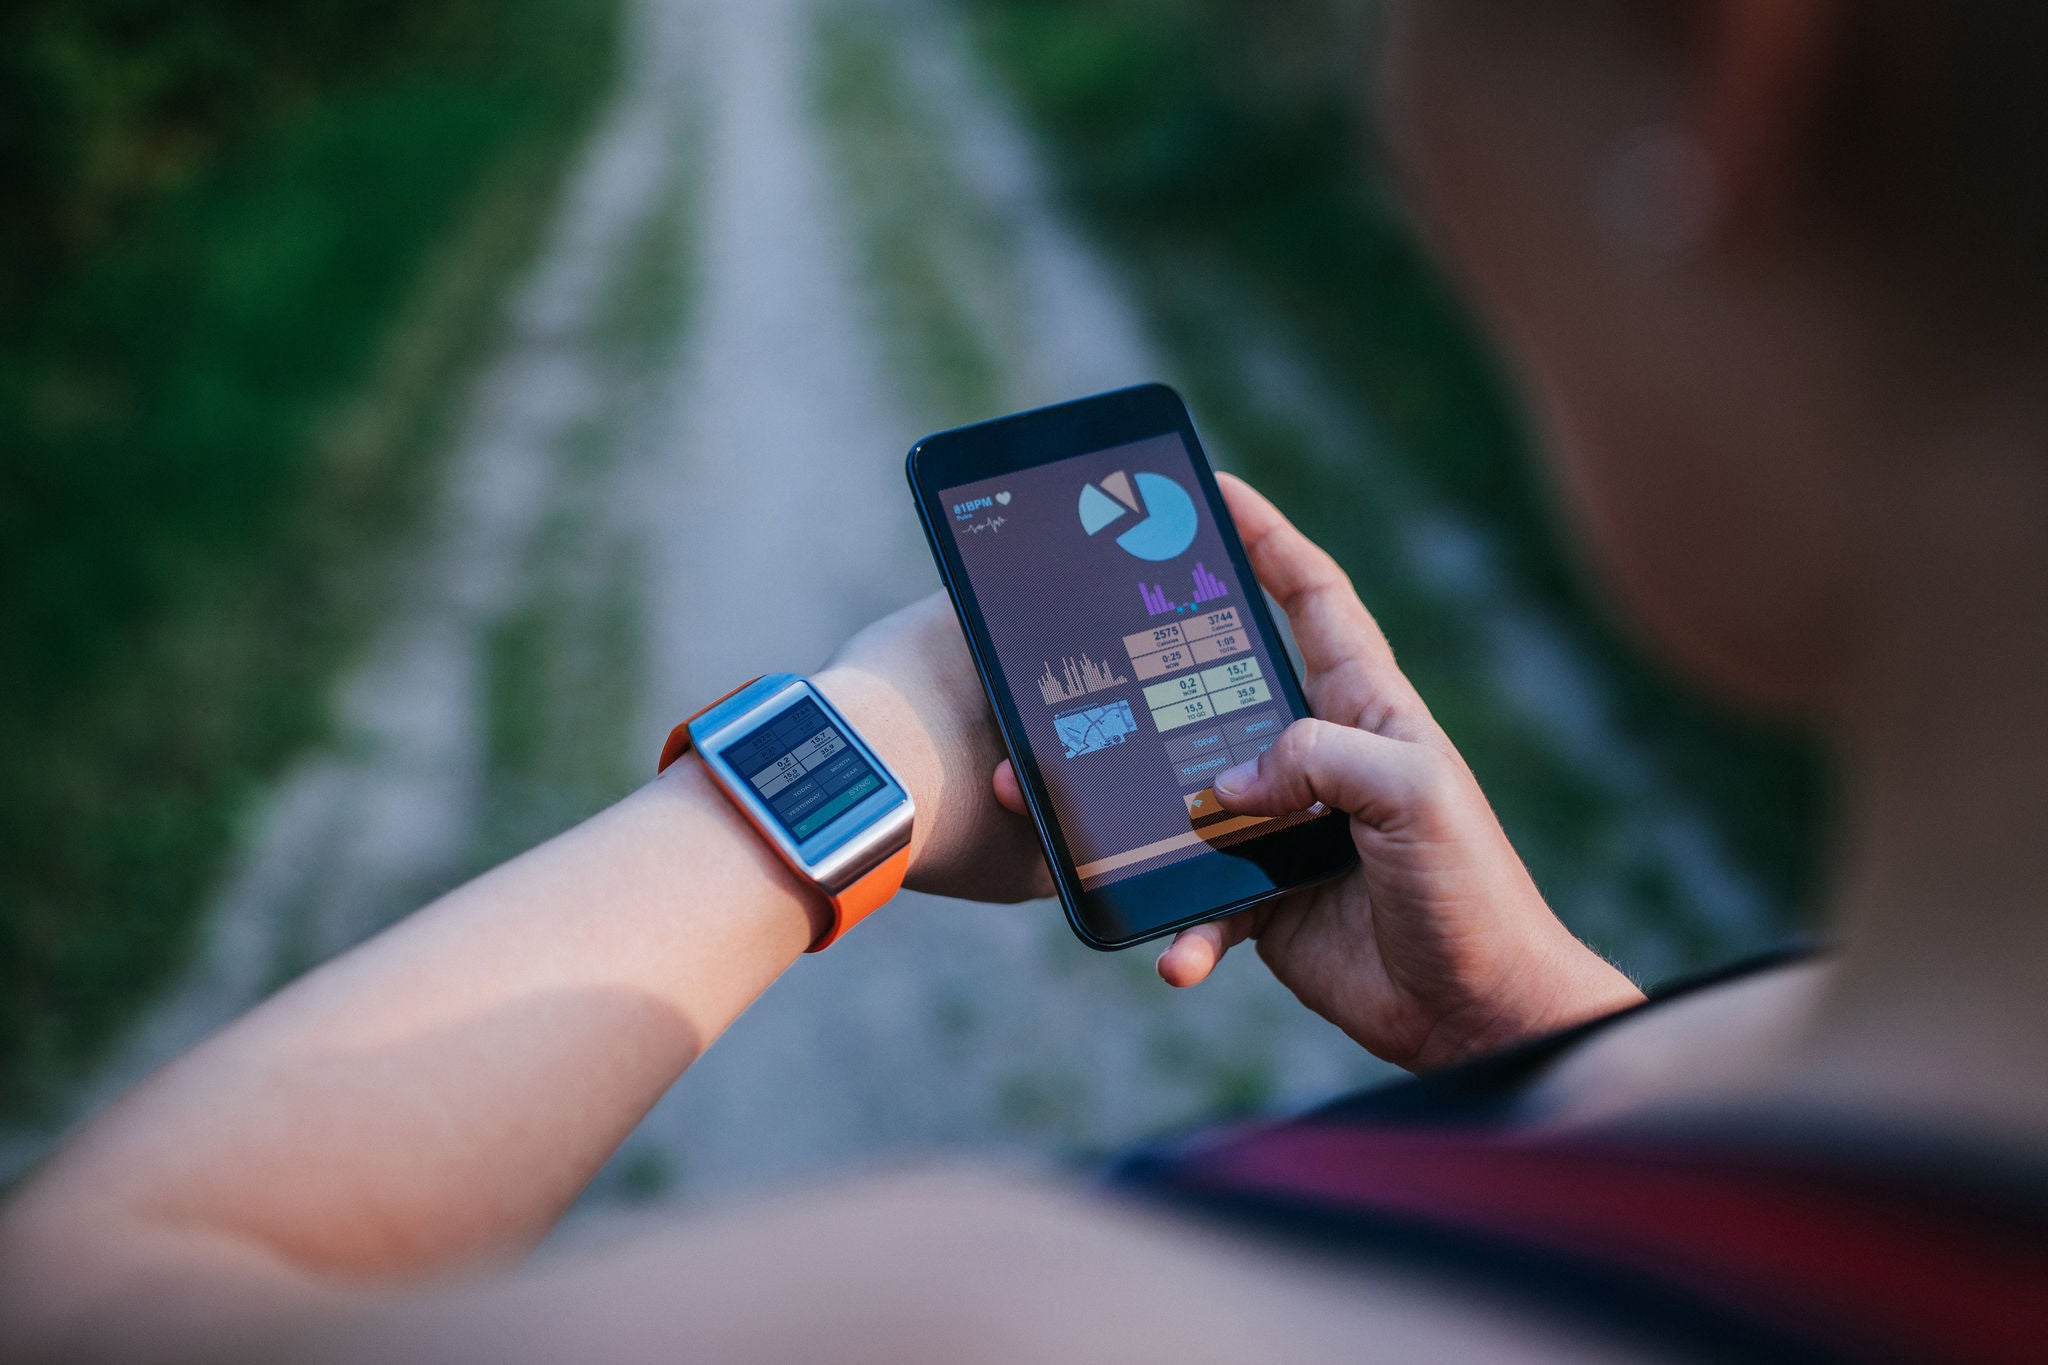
left=1038, top=653, right=1131, bottom=706
left=1138, top=561, right=1232, bottom=617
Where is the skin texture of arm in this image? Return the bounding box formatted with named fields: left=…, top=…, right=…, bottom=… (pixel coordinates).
left=0, top=654, right=1029, bottom=1360
left=1, top=760, right=826, bottom=1354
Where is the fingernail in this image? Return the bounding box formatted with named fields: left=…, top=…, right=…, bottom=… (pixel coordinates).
left=1214, top=760, right=1258, bottom=799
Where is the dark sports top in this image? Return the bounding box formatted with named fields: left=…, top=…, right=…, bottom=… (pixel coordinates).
left=1110, top=950, right=2048, bottom=1364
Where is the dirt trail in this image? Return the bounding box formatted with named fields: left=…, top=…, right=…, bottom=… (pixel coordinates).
left=4, top=0, right=1384, bottom=1196
left=592, top=0, right=1381, bottom=1214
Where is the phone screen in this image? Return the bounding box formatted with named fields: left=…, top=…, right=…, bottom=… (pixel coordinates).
left=937, top=432, right=1319, bottom=891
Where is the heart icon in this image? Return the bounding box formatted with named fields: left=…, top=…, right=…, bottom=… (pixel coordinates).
left=995, top=491, right=1011, bottom=505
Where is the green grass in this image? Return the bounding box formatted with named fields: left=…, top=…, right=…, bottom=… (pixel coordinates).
left=0, top=0, right=622, bottom=1120
left=471, top=110, right=701, bottom=876
left=595, top=132, right=702, bottom=381
left=473, top=434, right=651, bottom=871
left=811, top=3, right=1019, bottom=426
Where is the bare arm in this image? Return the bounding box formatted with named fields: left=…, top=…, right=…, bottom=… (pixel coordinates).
left=0, top=601, right=1048, bottom=1360
left=0, top=486, right=1670, bottom=1362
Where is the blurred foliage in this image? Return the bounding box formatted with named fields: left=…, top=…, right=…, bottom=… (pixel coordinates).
left=0, top=0, right=618, bottom=1119
left=965, top=0, right=1824, bottom=952
left=0, top=0, right=519, bottom=315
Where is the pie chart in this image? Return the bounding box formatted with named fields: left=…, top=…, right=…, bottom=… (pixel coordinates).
left=1077, top=470, right=1199, bottom=562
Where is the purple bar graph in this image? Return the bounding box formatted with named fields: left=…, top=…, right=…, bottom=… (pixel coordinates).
left=1140, top=565, right=1231, bottom=617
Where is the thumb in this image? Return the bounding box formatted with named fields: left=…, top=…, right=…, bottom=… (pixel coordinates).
left=1156, top=913, right=1256, bottom=988
left=1212, top=718, right=1438, bottom=825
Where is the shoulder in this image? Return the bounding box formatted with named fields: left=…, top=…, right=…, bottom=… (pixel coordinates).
left=1517, top=956, right=1830, bottom=1129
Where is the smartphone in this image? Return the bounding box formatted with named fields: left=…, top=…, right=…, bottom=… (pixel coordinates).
left=908, top=383, right=1357, bottom=949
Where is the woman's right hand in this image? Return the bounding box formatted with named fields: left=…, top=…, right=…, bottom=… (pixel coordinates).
left=998, top=475, right=1643, bottom=1071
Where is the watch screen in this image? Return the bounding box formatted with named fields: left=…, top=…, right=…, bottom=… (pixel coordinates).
left=717, top=698, right=884, bottom=842
left=939, top=433, right=1316, bottom=889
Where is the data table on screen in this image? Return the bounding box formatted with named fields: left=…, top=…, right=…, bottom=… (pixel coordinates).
left=1141, top=655, right=1272, bottom=733
left=1122, top=607, right=1249, bottom=682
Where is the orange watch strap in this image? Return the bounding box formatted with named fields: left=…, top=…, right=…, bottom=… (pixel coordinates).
left=659, top=675, right=909, bottom=952
left=809, top=843, right=912, bottom=952
left=657, top=677, right=765, bottom=774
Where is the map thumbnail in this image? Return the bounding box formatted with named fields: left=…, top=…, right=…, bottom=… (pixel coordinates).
left=1055, top=699, right=1140, bottom=759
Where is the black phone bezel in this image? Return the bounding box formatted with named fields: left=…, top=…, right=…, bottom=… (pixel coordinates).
left=906, top=383, right=1356, bottom=950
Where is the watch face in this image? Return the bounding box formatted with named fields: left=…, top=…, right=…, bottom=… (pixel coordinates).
left=713, top=696, right=888, bottom=844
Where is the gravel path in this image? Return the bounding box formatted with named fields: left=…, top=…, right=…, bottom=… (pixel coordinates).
left=584, top=0, right=1384, bottom=1215
left=4, top=0, right=1388, bottom=1196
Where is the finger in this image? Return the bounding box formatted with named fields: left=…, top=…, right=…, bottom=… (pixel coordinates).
left=1156, top=914, right=1256, bottom=988
left=1212, top=717, right=1441, bottom=827
left=992, top=760, right=1029, bottom=815
left=989, top=762, right=1057, bottom=899
left=1217, top=473, right=1426, bottom=738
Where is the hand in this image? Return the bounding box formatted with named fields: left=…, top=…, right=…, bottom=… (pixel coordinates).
left=821, top=592, right=1054, bottom=904
left=995, top=476, right=1642, bottom=1070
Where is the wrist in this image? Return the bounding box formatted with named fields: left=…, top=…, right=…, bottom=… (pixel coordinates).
left=1483, top=931, right=1645, bottom=1059
left=812, top=665, right=944, bottom=872
left=647, top=754, right=833, bottom=951
left=1540, top=940, right=1648, bottom=1030
left=1414, top=926, right=1646, bottom=1071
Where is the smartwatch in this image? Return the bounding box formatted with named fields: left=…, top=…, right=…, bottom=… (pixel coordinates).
left=658, top=674, right=914, bottom=951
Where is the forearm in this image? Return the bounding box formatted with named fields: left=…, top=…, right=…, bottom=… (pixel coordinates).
left=2, top=667, right=933, bottom=1308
